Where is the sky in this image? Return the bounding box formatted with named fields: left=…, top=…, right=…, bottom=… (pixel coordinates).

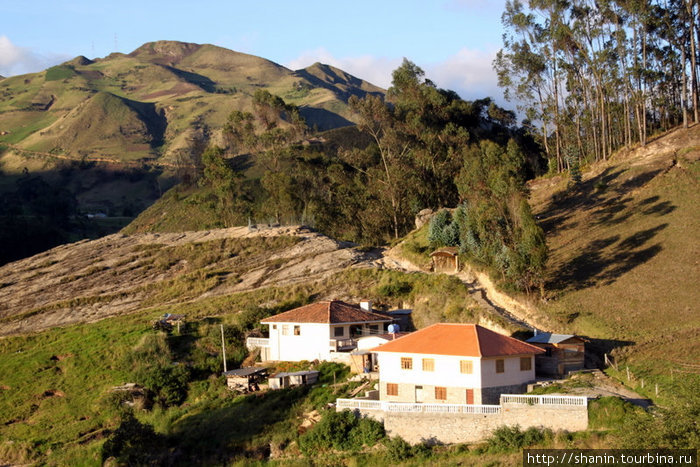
left=0, top=0, right=508, bottom=103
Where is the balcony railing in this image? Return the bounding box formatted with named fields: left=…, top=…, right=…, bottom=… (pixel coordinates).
left=500, top=394, right=587, bottom=406
left=246, top=337, right=270, bottom=350
left=329, top=338, right=356, bottom=351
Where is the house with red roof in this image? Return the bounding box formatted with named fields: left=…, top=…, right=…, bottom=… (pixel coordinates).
left=371, top=323, right=544, bottom=404
left=249, top=300, right=392, bottom=362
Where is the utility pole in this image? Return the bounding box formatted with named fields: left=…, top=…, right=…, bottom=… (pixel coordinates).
left=220, top=324, right=227, bottom=373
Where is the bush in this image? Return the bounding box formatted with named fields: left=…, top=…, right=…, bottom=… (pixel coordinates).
left=298, top=410, right=385, bottom=454
left=486, top=425, right=552, bottom=452
left=385, top=436, right=413, bottom=462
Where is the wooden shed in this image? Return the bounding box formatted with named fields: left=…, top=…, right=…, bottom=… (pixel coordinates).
left=268, top=370, right=319, bottom=390
left=223, top=367, right=268, bottom=392
left=430, top=247, right=459, bottom=273
left=526, top=333, right=586, bottom=376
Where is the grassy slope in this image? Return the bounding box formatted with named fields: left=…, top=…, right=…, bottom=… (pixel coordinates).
left=526, top=126, right=700, bottom=401
left=0, top=228, right=497, bottom=464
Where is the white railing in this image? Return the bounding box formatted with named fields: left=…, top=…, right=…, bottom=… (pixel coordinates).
left=337, top=399, right=383, bottom=410
left=246, top=337, right=270, bottom=350
left=500, top=394, right=587, bottom=406
left=336, top=399, right=501, bottom=414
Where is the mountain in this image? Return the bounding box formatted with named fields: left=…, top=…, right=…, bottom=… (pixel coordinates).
left=0, top=40, right=383, bottom=160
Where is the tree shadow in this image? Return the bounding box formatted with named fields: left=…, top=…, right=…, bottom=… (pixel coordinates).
left=169, top=386, right=309, bottom=464
left=548, top=223, right=667, bottom=291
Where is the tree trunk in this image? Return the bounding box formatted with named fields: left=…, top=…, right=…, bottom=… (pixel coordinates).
left=687, top=0, right=699, bottom=123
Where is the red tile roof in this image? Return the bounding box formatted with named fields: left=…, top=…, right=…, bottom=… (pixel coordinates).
left=370, top=323, right=544, bottom=357
left=261, top=300, right=392, bottom=324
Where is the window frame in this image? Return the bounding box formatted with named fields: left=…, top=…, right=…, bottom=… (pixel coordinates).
left=434, top=386, right=447, bottom=400
left=460, top=360, right=473, bottom=374
left=282, top=325, right=290, bottom=336
left=400, top=357, right=413, bottom=370
left=422, top=358, right=435, bottom=372
left=386, top=383, right=398, bottom=396
left=495, top=359, right=505, bottom=373
left=293, top=325, right=301, bottom=336
left=333, top=326, right=344, bottom=337
left=520, top=356, right=531, bottom=371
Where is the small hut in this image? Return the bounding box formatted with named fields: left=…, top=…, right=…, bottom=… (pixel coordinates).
left=223, top=367, right=268, bottom=392
left=526, top=333, right=586, bottom=376
left=268, top=370, right=319, bottom=390
left=430, top=247, right=459, bottom=273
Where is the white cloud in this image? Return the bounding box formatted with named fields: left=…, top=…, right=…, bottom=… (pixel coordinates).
left=286, top=46, right=507, bottom=106
left=0, top=36, right=68, bottom=77
left=426, top=47, right=505, bottom=103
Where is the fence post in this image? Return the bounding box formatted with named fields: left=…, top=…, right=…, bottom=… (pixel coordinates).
left=626, top=366, right=630, bottom=381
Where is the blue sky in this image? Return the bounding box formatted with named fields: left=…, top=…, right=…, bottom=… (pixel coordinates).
left=0, top=0, right=507, bottom=102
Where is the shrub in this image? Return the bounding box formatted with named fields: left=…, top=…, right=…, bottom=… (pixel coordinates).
left=298, top=410, right=384, bottom=454
left=385, top=436, right=413, bottom=462
left=486, top=425, right=552, bottom=452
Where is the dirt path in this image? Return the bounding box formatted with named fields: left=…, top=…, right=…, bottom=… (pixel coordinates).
left=377, top=246, right=543, bottom=331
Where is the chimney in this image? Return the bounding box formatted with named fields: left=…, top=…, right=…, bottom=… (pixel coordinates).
left=359, top=300, right=372, bottom=312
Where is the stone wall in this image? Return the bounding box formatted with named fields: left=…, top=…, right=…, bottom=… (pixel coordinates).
left=346, top=402, right=588, bottom=445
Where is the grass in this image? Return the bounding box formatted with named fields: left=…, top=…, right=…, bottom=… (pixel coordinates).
left=522, top=129, right=700, bottom=393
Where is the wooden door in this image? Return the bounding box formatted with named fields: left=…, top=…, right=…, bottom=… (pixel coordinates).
left=466, top=388, right=474, bottom=405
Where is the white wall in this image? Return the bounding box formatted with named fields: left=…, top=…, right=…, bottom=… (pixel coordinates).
left=356, top=336, right=390, bottom=351
left=480, top=356, right=535, bottom=387
left=267, top=322, right=332, bottom=361
left=377, top=352, right=482, bottom=388
left=377, top=353, right=536, bottom=389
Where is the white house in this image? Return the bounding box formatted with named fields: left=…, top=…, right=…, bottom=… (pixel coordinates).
left=249, top=300, right=392, bottom=362
left=371, top=323, right=544, bottom=405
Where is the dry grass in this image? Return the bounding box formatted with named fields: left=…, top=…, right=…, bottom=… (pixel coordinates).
left=529, top=125, right=700, bottom=376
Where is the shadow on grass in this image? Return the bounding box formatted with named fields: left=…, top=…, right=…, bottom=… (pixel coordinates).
left=169, top=386, right=309, bottom=465
left=548, top=223, right=667, bottom=291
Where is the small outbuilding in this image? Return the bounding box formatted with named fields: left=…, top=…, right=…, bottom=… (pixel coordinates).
left=268, top=370, right=319, bottom=389
left=223, top=367, right=268, bottom=392
left=430, top=247, right=459, bottom=273
left=526, top=333, right=586, bottom=376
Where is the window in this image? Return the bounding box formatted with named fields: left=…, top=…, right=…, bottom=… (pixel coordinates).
left=460, top=360, right=473, bottom=374
left=334, top=326, right=344, bottom=337
left=294, top=325, right=301, bottom=336
left=495, top=359, right=505, bottom=373
left=369, top=324, right=379, bottom=334
left=520, top=356, right=532, bottom=371
left=400, top=357, right=413, bottom=370
left=272, top=325, right=277, bottom=330
left=422, top=358, right=435, bottom=372
left=282, top=325, right=290, bottom=336
left=386, top=383, right=398, bottom=396
left=435, top=386, right=447, bottom=400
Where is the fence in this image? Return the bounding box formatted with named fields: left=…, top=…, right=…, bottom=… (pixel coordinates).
left=500, top=394, right=587, bottom=406
left=245, top=337, right=270, bottom=350
left=336, top=398, right=501, bottom=414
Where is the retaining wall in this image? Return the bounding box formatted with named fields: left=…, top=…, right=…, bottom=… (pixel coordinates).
left=341, top=399, right=588, bottom=444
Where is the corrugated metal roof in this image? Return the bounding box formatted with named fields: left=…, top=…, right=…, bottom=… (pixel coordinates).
left=370, top=323, right=544, bottom=357
left=271, top=370, right=319, bottom=378
left=223, top=367, right=267, bottom=377
left=261, top=300, right=392, bottom=324
left=526, top=333, right=580, bottom=344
